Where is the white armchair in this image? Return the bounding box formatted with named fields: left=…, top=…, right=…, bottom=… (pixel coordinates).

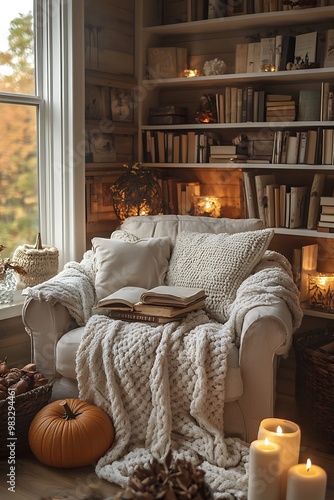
left=22, top=215, right=302, bottom=443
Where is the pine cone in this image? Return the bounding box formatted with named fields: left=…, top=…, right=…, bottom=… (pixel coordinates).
left=115, top=451, right=213, bottom=500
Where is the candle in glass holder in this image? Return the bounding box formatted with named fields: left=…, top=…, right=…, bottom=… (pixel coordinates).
left=286, top=459, right=327, bottom=500
left=193, top=196, right=223, bottom=218
left=308, top=272, right=334, bottom=312
left=258, top=418, right=301, bottom=500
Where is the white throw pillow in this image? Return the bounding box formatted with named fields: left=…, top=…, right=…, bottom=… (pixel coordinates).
left=166, top=229, right=274, bottom=323
left=92, top=236, right=172, bottom=302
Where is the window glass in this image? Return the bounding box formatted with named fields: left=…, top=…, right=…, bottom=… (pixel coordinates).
left=0, top=1, right=35, bottom=95
left=0, top=1, right=38, bottom=259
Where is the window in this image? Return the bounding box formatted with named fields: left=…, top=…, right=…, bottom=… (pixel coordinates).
left=0, top=0, right=85, bottom=268
left=0, top=1, right=38, bottom=258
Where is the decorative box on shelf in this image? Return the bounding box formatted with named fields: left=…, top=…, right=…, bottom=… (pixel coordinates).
left=308, top=272, right=334, bottom=312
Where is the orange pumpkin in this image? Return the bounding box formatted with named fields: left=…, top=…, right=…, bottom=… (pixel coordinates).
left=28, top=398, right=115, bottom=468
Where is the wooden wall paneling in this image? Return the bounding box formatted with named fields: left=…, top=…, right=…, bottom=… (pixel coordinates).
left=85, top=0, right=135, bottom=74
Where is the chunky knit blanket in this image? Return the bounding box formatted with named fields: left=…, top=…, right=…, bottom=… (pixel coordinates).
left=23, top=251, right=95, bottom=326
left=76, top=250, right=303, bottom=499
left=77, top=311, right=250, bottom=499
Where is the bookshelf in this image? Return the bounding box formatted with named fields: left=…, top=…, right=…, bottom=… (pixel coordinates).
left=135, top=1, right=334, bottom=316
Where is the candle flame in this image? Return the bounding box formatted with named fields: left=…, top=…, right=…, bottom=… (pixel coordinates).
left=277, top=426, right=283, bottom=435
left=306, top=459, right=312, bottom=471
left=264, top=438, right=270, bottom=446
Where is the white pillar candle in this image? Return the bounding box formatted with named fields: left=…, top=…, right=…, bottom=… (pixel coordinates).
left=248, top=438, right=282, bottom=500
left=286, top=459, right=327, bottom=500
left=258, top=418, right=301, bottom=500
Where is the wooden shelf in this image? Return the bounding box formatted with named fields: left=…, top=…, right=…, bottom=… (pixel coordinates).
left=143, top=6, right=334, bottom=34
left=302, top=305, right=334, bottom=320
left=143, top=68, right=334, bottom=89
left=142, top=120, right=334, bottom=131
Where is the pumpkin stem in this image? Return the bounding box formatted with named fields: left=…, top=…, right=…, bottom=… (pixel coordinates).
left=60, top=401, right=80, bottom=420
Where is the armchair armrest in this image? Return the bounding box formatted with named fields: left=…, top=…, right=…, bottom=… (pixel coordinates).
left=238, top=300, right=294, bottom=442
left=22, top=297, right=77, bottom=382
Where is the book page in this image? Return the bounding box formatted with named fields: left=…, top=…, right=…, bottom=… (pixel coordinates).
left=96, top=286, right=148, bottom=309
left=141, top=285, right=205, bottom=306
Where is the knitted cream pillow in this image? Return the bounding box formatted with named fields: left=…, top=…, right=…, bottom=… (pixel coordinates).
left=166, top=229, right=274, bottom=323
left=92, top=236, right=172, bottom=302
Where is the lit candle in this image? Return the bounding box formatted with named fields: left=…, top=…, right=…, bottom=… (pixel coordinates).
left=258, top=418, right=301, bottom=500
left=248, top=438, right=282, bottom=500
left=286, top=459, right=327, bottom=500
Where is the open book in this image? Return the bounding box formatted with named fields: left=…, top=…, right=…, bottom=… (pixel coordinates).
left=95, top=285, right=206, bottom=318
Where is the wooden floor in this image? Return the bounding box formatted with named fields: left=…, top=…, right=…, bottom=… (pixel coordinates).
left=0, top=426, right=333, bottom=500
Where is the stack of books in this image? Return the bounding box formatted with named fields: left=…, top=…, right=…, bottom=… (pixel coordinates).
left=94, top=285, right=206, bottom=323
left=209, top=144, right=248, bottom=163
left=317, top=196, right=334, bottom=233
left=266, top=94, right=296, bottom=122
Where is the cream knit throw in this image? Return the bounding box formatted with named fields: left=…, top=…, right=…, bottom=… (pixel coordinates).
left=77, top=311, right=250, bottom=499
left=24, top=250, right=95, bottom=326
left=76, top=250, right=303, bottom=499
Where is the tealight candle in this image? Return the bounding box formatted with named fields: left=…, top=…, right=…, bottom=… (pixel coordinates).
left=286, top=459, right=327, bottom=500
left=248, top=438, right=282, bottom=500
left=258, top=418, right=301, bottom=500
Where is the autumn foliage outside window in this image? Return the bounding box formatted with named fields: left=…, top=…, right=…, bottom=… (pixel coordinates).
left=0, top=1, right=39, bottom=259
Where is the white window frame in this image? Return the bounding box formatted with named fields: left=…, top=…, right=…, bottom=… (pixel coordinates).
left=38, top=0, right=86, bottom=268
left=1, top=0, right=86, bottom=269
left=0, top=0, right=85, bottom=319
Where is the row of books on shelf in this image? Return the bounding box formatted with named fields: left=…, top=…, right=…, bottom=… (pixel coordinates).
left=212, top=85, right=333, bottom=124
left=236, top=30, right=334, bottom=75
left=243, top=172, right=332, bottom=230
left=271, top=127, right=334, bottom=165
left=162, top=0, right=330, bottom=25
left=159, top=180, right=201, bottom=215
left=143, top=126, right=334, bottom=165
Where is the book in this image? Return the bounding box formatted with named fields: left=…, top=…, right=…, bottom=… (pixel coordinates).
left=275, top=35, right=282, bottom=72
left=243, top=171, right=259, bottom=218
left=305, top=130, right=318, bottom=165
left=235, top=43, right=248, bottom=73
left=306, top=173, right=326, bottom=230
left=298, top=131, right=307, bottom=164
left=294, top=31, right=317, bottom=65
left=210, top=145, right=237, bottom=155
left=279, top=35, right=295, bottom=71
left=286, top=135, right=300, bottom=164
left=320, top=214, right=334, bottom=223
left=246, top=42, right=261, bottom=73
left=254, top=174, right=276, bottom=224
left=289, top=185, right=308, bottom=229
left=96, top=285, right=206, bottom=311
left=147, top=47, right=188, bottom=79
left=320, top=196, right=334, bottom=206
left=318, top=221, right=334, bottom=228
left=298, top=90, right=321, bottom=121
left=322, top=128, right=334, bottom=165
left=323, top=29, right=334, bottom=68
left=321, top=205, right=334, bottom=215
left=99, top=310, right=185, bottom=324
left=260, top=37, right=276, bottom=72
left=266, top=94, right=292, bottom=102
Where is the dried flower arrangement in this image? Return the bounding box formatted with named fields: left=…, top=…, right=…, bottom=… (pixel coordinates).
left=0, top=245, right=27, bottom=280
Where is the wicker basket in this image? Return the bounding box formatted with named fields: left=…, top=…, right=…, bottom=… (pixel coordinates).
left=293, top=327, right=334, bottom=445
left=0, top=383, right=52, bottom=458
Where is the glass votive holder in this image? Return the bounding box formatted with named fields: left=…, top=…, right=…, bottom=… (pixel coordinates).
left=308, top=272, right=334, bottom=312
left=193, top=196, right=223, bottom=218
